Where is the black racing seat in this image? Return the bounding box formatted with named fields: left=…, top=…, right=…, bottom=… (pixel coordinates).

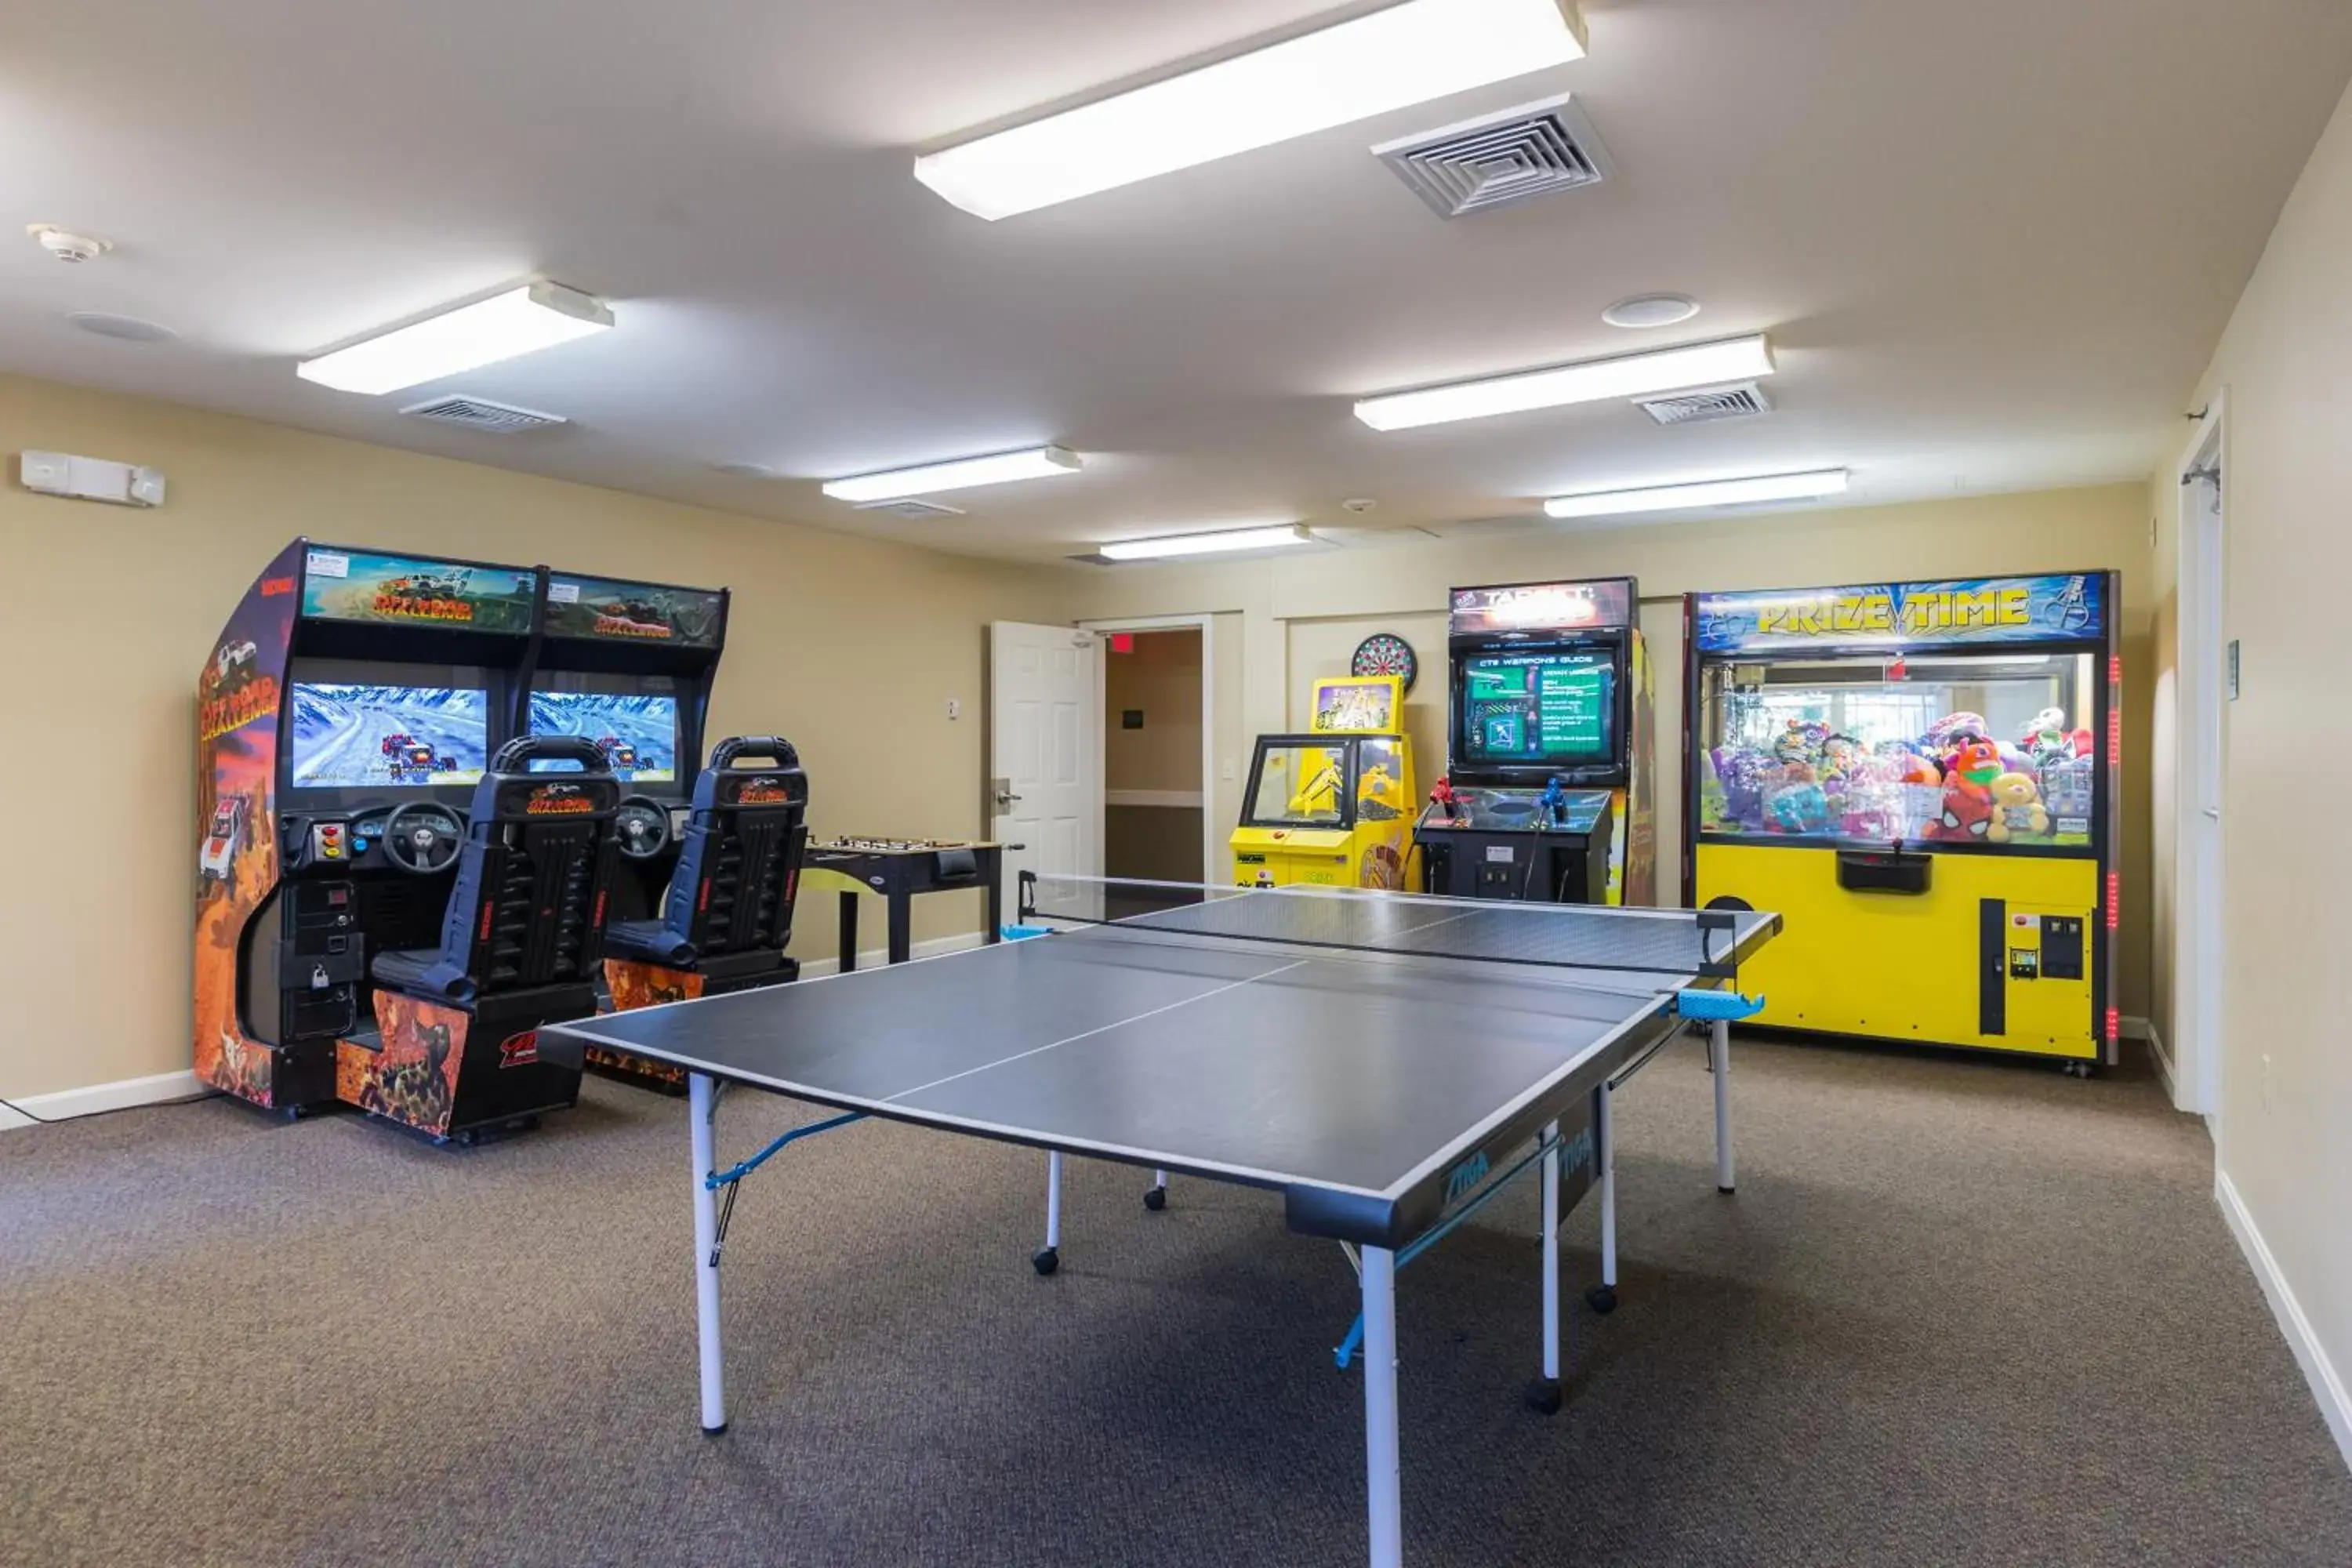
left=370, top=737, right=625, bottom=1005
left=604, top=736, right=809, bottom=977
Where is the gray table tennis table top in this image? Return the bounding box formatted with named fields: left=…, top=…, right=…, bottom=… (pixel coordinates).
left=546, top=891, right=1780, bottom=1247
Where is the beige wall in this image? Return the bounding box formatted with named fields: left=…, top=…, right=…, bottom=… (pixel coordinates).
left=1104, top=629, right=1201, bottom=792
left=0, top=372, right=1058, bottom=1101
left=1067, top=484, right=2155, bottom=1017
left=2147, top=73, right=2352, bottom=1436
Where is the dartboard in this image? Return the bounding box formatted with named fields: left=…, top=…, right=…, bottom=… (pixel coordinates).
left=1351, top=632, right=1418, bottom=692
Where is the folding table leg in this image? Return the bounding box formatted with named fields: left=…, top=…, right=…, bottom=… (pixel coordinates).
left=1527, top=1119, right=1564, bottom=1414
left=1711, top=1018, right=1736, bottom=1193
left=1361, top=1247, right=1403, bottom=1568
left=1586, top=1087, right=1618, bottom=1315
left=1145, top=1168, right=1170, bottom=1211
left=688, top=1073, right=728, bottom=1436
left=1033, top=1150, right=1064, bottom=1276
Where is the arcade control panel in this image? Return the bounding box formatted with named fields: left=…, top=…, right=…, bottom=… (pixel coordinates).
left=248, top=805, right=471, bottom=1049
left=1414, top=787, right=1617, bottom=905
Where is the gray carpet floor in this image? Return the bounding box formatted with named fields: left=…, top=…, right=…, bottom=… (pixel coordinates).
left=4, top=1033, right=2347, bottom=1566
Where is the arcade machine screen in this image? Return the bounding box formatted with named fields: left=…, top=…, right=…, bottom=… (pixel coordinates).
left=528, top=690, right=680, bottom=784
left=1457, top=651, right=1617, bottom=768
left=288, top=681, right=489, bottom=788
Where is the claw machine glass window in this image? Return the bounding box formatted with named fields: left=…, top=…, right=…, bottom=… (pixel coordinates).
left=1244, top=740, right=1354, bottom=827
left=1697, top=652, right=2098, bottom=849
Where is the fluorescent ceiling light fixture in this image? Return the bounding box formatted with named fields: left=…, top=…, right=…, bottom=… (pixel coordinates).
left=297, top=281, right=612, bottom=395
left=913, top=0, right=1588, bottom=220
left=1356, top=333, right=1775, bottom=432
left=822, top=445, right=1081, bottom=503
left=1099, top=524, right=1312, bottom=561
left=1544, top=468, right=1849, bottom=520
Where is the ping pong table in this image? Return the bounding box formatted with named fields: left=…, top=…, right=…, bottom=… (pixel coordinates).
left=543, top=878, right=1778, bottom=1567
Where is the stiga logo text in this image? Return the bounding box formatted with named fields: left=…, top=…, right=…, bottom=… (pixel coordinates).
left=1444, top=1151, right=1490, bottom=1207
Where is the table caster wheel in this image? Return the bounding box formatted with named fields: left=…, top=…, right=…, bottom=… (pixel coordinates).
left=1032, top=1247, right=1059, bottom=1276
left=1584, top=1284, right=1617, bottom=1315
left=1144, top=1186, right=1167, bottom=1212
left=1523, top=1377, right=1563, bottom=1415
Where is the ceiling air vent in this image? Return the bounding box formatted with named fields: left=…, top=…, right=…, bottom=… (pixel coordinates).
left=1373, top=94, right=1610, bottom=220
left=852, top=498, right=967, bottom=519
left=1634, top=382, right=1773, bottom=426
left=399, top=395, right=568, bottom=433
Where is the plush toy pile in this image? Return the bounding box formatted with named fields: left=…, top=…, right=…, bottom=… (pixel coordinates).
left=1704, top=706, right=2092, bottom=844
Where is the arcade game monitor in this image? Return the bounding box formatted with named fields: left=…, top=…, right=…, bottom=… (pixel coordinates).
left=1687, top=572, right=2122, bottom=1067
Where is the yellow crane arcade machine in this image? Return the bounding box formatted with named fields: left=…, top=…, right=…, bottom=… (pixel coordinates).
left=1230, top=676, right=1415, bottom=889
left=1686, top=572, right=2122, bottom=1070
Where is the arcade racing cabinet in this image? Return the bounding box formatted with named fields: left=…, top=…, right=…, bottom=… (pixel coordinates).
left=523, top=566, right=730, bottom=939
left=195, top=540, right=541, bottom=1116
left=343, top=736, right=626, bottom=1142
left=1414, top=577, right=1656, bottom=907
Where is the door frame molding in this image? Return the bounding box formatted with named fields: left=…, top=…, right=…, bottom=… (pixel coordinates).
left=1079, top=613, right=1218, bottom=886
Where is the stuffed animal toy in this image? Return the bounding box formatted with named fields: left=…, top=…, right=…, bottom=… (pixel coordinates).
left=1771, top=719, right=1829, bottom=767
left=1925, top=712, right=1990, bottom=753
left=1764, top=760, right=1831, bottom=834
left=1711, top=746, right=1770, bottom=829
left=1838, top=753, right=1902, bottom=839
left=1931, top=739, right=2003, bottom=841
left=2020, top=706, right=2067, bottom=744
left=1985, top=771, right=2049, bottom=844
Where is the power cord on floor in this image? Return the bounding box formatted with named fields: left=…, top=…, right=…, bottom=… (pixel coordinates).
left=1, top=1089, right=223, bottom=1127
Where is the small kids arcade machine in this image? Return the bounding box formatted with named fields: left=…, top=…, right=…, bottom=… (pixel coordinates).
left=1230, top=676, right=1417, bottom=889
left=194, top=540, right=539, bottom=1119
left=1415, top=578, right=1655, bottom=906
left=1686, top=572, right=2122, bottom=1069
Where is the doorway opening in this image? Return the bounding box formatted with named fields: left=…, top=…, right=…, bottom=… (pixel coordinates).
left=2176, top=398, right=2227, bottom=1127
left=1097, top=622, right=1212, bottom=920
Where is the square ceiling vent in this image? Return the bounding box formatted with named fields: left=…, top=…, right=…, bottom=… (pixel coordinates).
left=1372, top=93, right=1610, bottom=220
left=399, top=395, right=567, bottom=433
left=1634, top=382, right=1773, bottom=426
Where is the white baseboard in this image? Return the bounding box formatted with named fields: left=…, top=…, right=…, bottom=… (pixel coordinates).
left=3, top=938, right=996, bottom=1131
left=796, top=930, right=990, bottom=980
left=0, top=1068, right=208, bottom=1133
left=2216, top=1168, right=2352, bottom=1476
left=2139, top=1018, right=2178, bottom=1102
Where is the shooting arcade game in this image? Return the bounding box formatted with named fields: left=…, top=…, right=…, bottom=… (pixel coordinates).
left=1415, top=578, right=1655, bottom=906
left=1230, top=676, right=1416, bottom=889
left=194, top=541, right=612, bottom=1136
left=1686, top=572, right=2122, bottom=1069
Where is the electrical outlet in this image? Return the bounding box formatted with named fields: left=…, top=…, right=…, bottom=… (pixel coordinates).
left=946, top=699, right=961, bottom=720
left=1221, top=757, right=1237, bottom=782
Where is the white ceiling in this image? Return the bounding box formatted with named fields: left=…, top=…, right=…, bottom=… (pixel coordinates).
left=4, top=0, right=2350, bottom=563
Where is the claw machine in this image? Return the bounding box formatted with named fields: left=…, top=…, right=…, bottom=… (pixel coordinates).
left=1685, top=572, right=2122, bottom=1069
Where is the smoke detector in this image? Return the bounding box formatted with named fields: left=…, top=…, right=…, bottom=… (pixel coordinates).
left=399, top=394, right=568, bottom=433
left=1372, top=94, right=1610, bottom=220
left=27, top=224, right=111, bottom=263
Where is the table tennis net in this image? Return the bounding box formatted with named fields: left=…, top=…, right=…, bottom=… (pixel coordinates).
left=1017, top=874, right=1751, bottom=982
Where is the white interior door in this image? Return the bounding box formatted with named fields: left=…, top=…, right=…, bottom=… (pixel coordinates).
left=2179, top=426, right=2227, bottom=1123
left=990, top=622, right=1103, bottom=920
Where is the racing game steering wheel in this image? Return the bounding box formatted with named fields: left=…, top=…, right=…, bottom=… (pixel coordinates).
left=381, top=803, right=465, bottom=876
left=613, top=796, right=674, bottom=862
